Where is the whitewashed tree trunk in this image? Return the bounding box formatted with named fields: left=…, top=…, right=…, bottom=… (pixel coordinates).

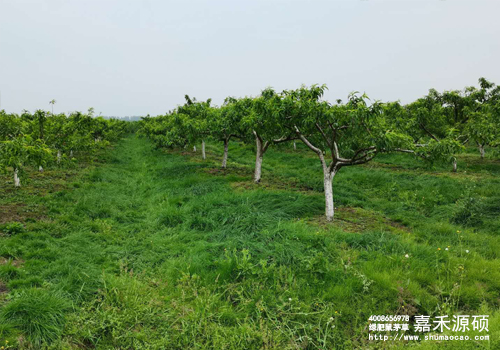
left=253, top=132, right=270, bottom=183
left=479, top=144, right=485, bottom=159
left=452, top=159, right=457, bottom=172
left=14, top=168, right=21, bottom=187
left=322, top=162, right=335, bottom=221
left=202, top=140, right=206, bottom=160
left=70, top=150, right=73, bottom=158
left=57, top=150, right=62, bottom=164
left=254, top=155, right=263, bottom=183
left=222, top=139, right=229, bottom=168
left=254, top=135, right=264, bottom=183
left=39, top=166, right=43, bottom=172
left=193, top=146, right=196, bottom=152
left=293, top=142, right=297, bottom=151
left=295, top=127, right=338, bottom=222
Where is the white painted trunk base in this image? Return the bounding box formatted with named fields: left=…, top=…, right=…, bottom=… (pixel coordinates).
left=193, top=146, right=196, bottom=152
left=57, top=150, right=61, bottom=163
left=254, top=135, right=264, bottom=183
left=452, top=159, right=457, bottom=172
left=254, top=156, right=263, bottom=183
left=479, top=145, right=485, bottom=159
left=222, top=141, right=229, bottom=168
left=202, top=140, right=206, bottom=160
left=293, top=142, right=296, bottom=151
left=39, top=166, right=43, bottom=172
left=324, top=171, right=335, bottom=221
left=14, top=168, right=20, bottom=187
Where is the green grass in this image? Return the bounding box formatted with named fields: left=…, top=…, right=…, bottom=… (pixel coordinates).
left=0, top=136, right=499, bottom=349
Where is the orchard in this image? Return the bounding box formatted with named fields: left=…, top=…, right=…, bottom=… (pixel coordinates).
left=0, top=109, right=130, bottom=187
left=139, top=78, right=500, bottom=222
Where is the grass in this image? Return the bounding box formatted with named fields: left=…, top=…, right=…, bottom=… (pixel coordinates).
left=0, top=135, right=499, bottom=349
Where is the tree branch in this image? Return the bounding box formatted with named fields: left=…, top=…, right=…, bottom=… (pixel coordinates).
left=419, top=123, right=440, bottom=142
left=294, top=126, right=322, bottom=155
left=315, top=123, right=331, bottom=147
left=351, top=146, right=376, bottom=162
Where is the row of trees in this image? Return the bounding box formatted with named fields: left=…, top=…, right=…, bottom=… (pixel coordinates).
left=400, top=78, right=500, bottom=168
left=142, top=78, right=499, bottom=221
left=0, top=108, right=130, bottom=187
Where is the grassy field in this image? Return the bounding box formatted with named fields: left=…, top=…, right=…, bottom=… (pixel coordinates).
left=0, top=135, right=499, bottom=349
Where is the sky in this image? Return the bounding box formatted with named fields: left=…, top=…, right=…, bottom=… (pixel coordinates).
left=0, top=0, right=499, bottom=117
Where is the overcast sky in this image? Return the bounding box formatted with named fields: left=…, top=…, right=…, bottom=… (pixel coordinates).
left=0, top=0, right=499, bottom=117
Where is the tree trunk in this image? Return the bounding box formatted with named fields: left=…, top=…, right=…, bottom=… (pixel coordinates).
left=57, top=150, right=61, bottom=164
left=295, top=127, right=337, bottom=222
left=222, top=139, right=229, bottom=168
left=452, top=159, right=457, bottom=172
left=14, top=168, right=20, bottom=187
left=202, top=140, right=206, bottom=160
left=293, top=142, right=296, bottom=151
left=193, top=146, right=196, bottom=152
left=254, top=135, right=263, bottom=183
left=70, top=150, right=73, bottom=158
left=317, top=151, right=336, bottom=221
left=479, top=144, right=485, bottom=159
left=323, top=169, right=335, bottom=221
left=39, top=166, right=43, bottom=172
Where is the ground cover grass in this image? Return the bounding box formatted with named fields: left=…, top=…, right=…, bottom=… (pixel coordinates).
left=0, top=135, right=499, bottom=349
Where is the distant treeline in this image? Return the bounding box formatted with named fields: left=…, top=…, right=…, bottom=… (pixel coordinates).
left=102, top=116, right=143, bottom=122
